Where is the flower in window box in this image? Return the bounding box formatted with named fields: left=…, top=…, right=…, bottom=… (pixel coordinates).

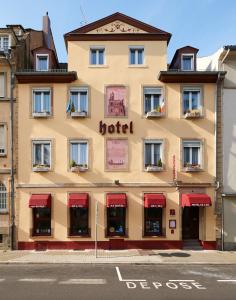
left=145, top=163, right=163, bottom=172
left=32, top=164, right=50, bottom=171
left=184, top=162, right=201, bottom=171
left=184, top=109, right=201, bottom=119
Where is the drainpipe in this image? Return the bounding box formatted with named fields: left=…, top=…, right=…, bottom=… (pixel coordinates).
left=0, top=50, right=15, bottom=250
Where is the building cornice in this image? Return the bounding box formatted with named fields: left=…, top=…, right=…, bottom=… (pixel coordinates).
left=15, top=71, right=77, bottom=84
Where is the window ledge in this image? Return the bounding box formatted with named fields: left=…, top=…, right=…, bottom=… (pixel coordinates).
left=0, top=154, right=7, bottom=157
left=32, top=112, right=51, bottom=118
left=128, top=65, right=148, bottom=68
left=143, top=234, right=166, bottom=238
left=183, top=166, right=203, bottom=172
left=68, top=234, right=91, bottom=238
left=145, top=166, right=163, bottom=172
left=32, top=166, right=50, bottom=172
left=70, top=166, right=88, bottom=173
left=184, top=111, right=202, bottom=119
left=70, top=111, right=88, bottom=118
left=0, top=210, right=9, bottom=215
left=88, top=65, right=108, bottom=68
left=145, top=111, right=165, bottom=119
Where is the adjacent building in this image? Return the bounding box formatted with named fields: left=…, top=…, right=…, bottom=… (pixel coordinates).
left=15, top=12, right=224, bottom=250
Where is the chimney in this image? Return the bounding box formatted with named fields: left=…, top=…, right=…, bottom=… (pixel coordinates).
left=43, top=12, right=51, bottom=48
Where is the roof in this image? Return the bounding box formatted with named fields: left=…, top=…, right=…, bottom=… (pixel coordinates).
left=64, top=12, right=171, bottom=45
left=224, top=45, right=236, bottom=51
left=158, top=71, right=226, bottom=83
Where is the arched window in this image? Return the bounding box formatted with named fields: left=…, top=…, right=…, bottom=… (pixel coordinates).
left=0, top=183, right=7, bottom=210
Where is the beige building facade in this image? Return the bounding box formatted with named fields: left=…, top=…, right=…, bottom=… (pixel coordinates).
left=16, top=13, right=222, bottom=250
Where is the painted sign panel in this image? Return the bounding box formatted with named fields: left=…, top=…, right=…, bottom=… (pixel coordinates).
left=106, top=139, right=128, bottom=170
left=105, top=86, right=127, bottom=117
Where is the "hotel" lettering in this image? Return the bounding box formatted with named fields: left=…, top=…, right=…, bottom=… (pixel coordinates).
left=99, top=121, right=133, bottom=135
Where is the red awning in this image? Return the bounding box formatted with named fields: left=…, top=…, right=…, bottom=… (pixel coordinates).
left=181, top=194, right=212, bottom=207
left=29, top=194, right=51, bottom=208
left=68, top=193, right=88, bottom=208
left=144, top=193, right=166, bottom=208
left=106, top=193, right=127, bottom=207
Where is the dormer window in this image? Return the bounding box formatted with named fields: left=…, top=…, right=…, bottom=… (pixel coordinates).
left=36, top=54, right=49, bottom=71
left=181, top=54, right=194, bottom=71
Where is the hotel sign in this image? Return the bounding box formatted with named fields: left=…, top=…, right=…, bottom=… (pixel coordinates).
left=99, top=121, right=133, bottom=135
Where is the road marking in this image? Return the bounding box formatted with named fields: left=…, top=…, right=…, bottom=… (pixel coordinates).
left=18, top=278, right=56, bottom=283
left=169, top=280, right=195, bottom=282
left=115, top=266, right=146, bottom=282
left=0, top=279, right=5, bottom=282
left=59, top=279, right=106, bottom=285
left=217, top=280, right=236, bottom=282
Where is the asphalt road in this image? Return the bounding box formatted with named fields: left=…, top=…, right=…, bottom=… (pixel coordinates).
left=0, top=264, right=236, bottom=300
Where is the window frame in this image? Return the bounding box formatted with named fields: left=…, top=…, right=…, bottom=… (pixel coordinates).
left=32, top=140, right=52, bottom=169
left=32, top=207, right=51, bottom=236
left=36, top=54, right=49, bottom=71
left=69, top=139, right=89, bottom=169
left=0, top=35, right=10, bottom=51
left=32, top=88, right=52, bottom=115
left=143, top=139, right=164, bottom=169
left=106, top=207, right=126, bottom=237
left=69, top=87, right=89, bottom=114
left=182, top=139, right=203, bottom=170
left=0, top=72, right=6, bottom=98
left=0, top=182, right=7, bottom=212
left=0, top=124, right=7, bottom=156
left=143, top=87, right=164, bottom=115
left=69, top=207, right=89, bottom=236
left=181, top=53, right=194, bottom=71
left=182, top=87, right=202, bottom=114
left=144, top=206, right=163, bottom=237
left=89, top=47, right=105, bottom=65
left=129, top=46, right=144, bottom=65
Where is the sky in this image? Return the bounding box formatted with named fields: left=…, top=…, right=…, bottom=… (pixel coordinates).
left=1, top=0, right=236, bottom=62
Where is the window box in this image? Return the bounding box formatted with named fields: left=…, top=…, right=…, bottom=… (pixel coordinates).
left=70, top=111, right=87, bottom=118
left=32, top=164, right=50, bottom=172
left=184, top=109, right=201, bottom=119
left=32, top=111, right=51, bottom=118
left=146, top=110, right=164, bottom=118
left=70, top=164, right=88, bottom=173
left=145, top=165, right=163, bottom=172
left=184, top=164, right=202, bottom=172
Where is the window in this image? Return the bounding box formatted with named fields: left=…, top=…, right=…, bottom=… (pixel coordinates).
left=33, top=89, right=51, bottom=115
left=0, top=234, right=3, bottom=243
left=0, top=183, right=7, bottom=211
left=70, top=140, right=88, bottom=168
left=36, top=54, right=49, bottom=71
left=69, top=88, right=88, bottom=114
left=70, top=207, right=89, bottom=236
left=0, top=36, right=9, bottom=51
left=107, top=207, right=126, bottom=236
left=183, top=140, right=202, bottom=169
left=181, top=54, right=194, bottom=71
left=32, top=207, right=51, bottom=236
left=0, top=125, right=6, bottom=156
left=90, top=48, right=104, bottom=65
left=144, top=207, right=162, bottom=236
left=144, top=87, right=164, bottom=114
left=144, top=140, right=163, bottom=169
left=129, top=47, right=144, bottom=65
left=183, top=88, right=201, bottom=115
left=32, top=141, right=51, bottom=168
left=0, top=73, right=6, bottom=98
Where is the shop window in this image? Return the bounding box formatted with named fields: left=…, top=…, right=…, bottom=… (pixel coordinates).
left=69, top=140, right=88, bottom=171
left=183, top=88, right=202, bottom=118
left=144, top=207, right=162, bottom=236
left=107, top=207, right=126, bottom=236
left=144, top=140, right=163, bottom=171
left=32, top=207, right=51, bottom=236
left=0, top=182, right=7, bottom=211
left=70, top=207, right=89, bottom=236
left=129, top=47, right=144, bottom=65
left=181, top=54, right=194, bottom=71
left=36, top=54, right=49, bottom=71
left=144, top=87, right=164, bottom=117
left=67, top=88, right=88, bottom=117
left=183, top=140, right=202, bottom=171
left=32, top=140, right=51, bottom=171
left=90, top=48, right=104, bottom=65
left=0, top=124, right=6, bottom=156
left=32, top=89, right=51, bottom=116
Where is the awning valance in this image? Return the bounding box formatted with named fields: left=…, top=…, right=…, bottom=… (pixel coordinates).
left=29, top=194, right=51, bottom=208
left=181, top=194, right=211, bottom=207
left=144, top=193, right=166, bottom=208
left=106, top=193, right=127, bottom=207
left=68, top=193, right=89, bottom=208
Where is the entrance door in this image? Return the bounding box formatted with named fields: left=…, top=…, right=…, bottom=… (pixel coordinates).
left=182, top=207, right=199, bottom=239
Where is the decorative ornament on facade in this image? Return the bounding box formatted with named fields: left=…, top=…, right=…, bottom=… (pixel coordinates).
left=96, top=21, right=142, bottom=33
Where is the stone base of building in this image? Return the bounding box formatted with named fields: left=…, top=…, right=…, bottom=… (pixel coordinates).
left=223, top=242, right=236, bottom=251
left=0, top=234, right=10, bottom=250
left=18, top=240, right=216, bottom=250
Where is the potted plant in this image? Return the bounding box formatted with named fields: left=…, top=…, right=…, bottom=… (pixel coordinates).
left=70, top=160, right=79, bottom=172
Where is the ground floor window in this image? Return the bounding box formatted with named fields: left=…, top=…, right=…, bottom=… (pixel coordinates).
left=70, top=207, right=89, bottom=236
left=107, top=207, right=126, bottom=236
left=144, top=208, right=162, bottom=236
left=0, top=234, right=3, bottom=243
left=33, top=208, right=51, bottom=236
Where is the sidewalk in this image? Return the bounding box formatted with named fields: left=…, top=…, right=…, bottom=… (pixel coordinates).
left=0, top=249, right=236, bottom=264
